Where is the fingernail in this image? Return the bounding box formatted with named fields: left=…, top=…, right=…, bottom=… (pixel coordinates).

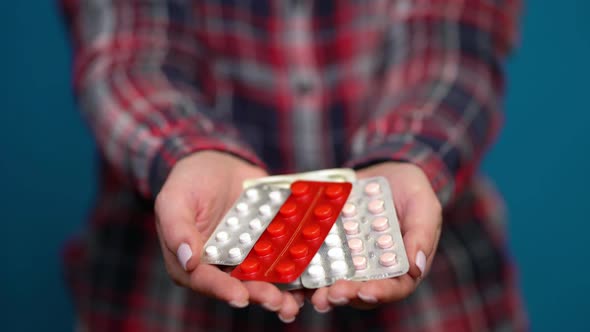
left=262, top=302, right=281, bottom=312
left=416, top=250, right=426, bottom=276
left=229, top=300, right=249, bottom=308
left=177, top=243, right=192, bottom=271
left=357, top=292, right=378, bottom=304
left=278, top=314, right=295, bottom=324
left=327, top=296, right=349, bottom=305
left=313, top=305, right=332, bottom=314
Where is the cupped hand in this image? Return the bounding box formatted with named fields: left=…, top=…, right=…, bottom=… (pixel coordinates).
left=154, top=151, right=302, bottom=323
left=310, top=162, right=443, bottom=312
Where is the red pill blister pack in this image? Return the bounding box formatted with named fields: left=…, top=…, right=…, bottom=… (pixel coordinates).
left=231, top=181, right=352, bottom=283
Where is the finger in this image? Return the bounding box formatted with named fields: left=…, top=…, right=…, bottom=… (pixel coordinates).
left=326, top=280, right=362, bottom=306
left=357, top=275, right=416, bottom=304
left=399, top=191, right=442, bottom=280
left=291, top=290, right=305, bottom=308
left=243, top=281, right=284, bottom=312
left=155, top=189, right=203, bottom=273
left=277, top=291, right=300, bottom=324
left=188, top=264, right=249, bottom=307
left=310, top=287, right=332, bottom=313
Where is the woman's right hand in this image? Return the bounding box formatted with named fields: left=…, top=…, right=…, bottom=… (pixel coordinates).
left=154, top=151, right=302, bottom=323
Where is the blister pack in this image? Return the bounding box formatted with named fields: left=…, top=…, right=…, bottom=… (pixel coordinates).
left=201, top=184, right=290, bottom=265
left=242, top=168, right=356, bottom=189
left=231, top=181, right=352, bottom=283
left=342, top=177, right=409, bottom=281
left=300, top=222, right=354, bottom=288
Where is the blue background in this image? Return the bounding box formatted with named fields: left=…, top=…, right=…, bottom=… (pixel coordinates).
left=0, top=1, right=588, bottom=331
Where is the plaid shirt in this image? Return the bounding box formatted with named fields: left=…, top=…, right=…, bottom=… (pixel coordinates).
left=61, top=0, right=528, bottom=331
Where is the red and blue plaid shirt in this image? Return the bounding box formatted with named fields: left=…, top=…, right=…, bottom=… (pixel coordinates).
left=62, top=0, right=528, bottom=331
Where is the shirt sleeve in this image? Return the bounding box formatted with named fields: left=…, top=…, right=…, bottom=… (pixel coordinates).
left=345, top=0, right=521, bottom=206
left=62, top=0, right=265, bottom=198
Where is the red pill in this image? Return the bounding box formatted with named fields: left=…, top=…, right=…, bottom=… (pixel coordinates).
left=291, top=182, right=310, bottom=196
left=313, top=204, right=333, bottom=220
left=240, top=258, right=260, bottom=274
left=325, top=184, right=344, bottom=199
left=254, top=240, right=273, bottom=256
left=267, top=222, right=286, bottom=237
left=275, top=261, right=296, bottom=278
left=279, top=202, right=297, bottom=217
left=289, top=243, right=309, bottom=259
left=302, top=224, right=321, bottom=239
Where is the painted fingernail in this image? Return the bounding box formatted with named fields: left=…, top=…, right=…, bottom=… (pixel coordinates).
left=416, top=250, right=426, bottom=276
left=357, top=292, right=378, bottom=304
left=313, top=305, right=332, bottom=313
left=327, top=296, right=349, bottom=305
left=229, top=300, right=249, bottom=308
left=177, top=243, right=192, bottom=271
left=278, top=314, right=295, bottom=324
left=262, top=302, right=281, bottom=312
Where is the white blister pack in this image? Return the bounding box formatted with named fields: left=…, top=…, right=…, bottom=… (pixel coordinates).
left=201, top=184, right=290, bottom=265
left=300, top=221, right=354, bottom=288
left=343, top=177, right=409, bottom=281
left=242, top=168, right=356, bottom=189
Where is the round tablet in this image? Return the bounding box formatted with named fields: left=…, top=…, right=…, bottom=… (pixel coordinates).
left=371, top=217, right=389, bottom=232
left=347, top=238, right=363, bottom=253
left=279, top=202, right=297, bottom=217
left=314, top=204, right=333, bottom=220
left=302, top=224, right=321, bottom=240
left=269, top=190, right=283, bottom=202
left=275, top=261, right=296, bottom=278
left=236, top=202, right=249, bottom=214
left=353, top=256, right=367, bottom=270
left=342, top=203, right=357, bottom=217
left=330, top=260, right=347, bottom=274
left=245, top=188, right=259, bottom=201
left=343, top=221, right=359, bottom=235
left=311, top=253, right=321, bottom=264
left=307, top=265, right=325, bottom=279
left=249, top=218, right=262, bottom=230
left=240, top=258, right=260, bottom=274
left=215, top=231, right=229, bottom=243
left=379, top=252, right=397, bottom=267
left=254, top=240, right=273, bottom=256
left=267, top=222, right=286, bottom=237
left=205, top=246, right=219, bottom=258
left=364, top=182, right=381, bottom=196
left=228, top=247, right=241, bottom=258
left=376, top=234, right=394, bottom=249
left=325, top=234, right=341, bottom=247
left=289, top=243, right=309, bottom=259
left=258, top=204, right=272, bottom=217
left=291, top=182, right=310, bottom=196
left=368, top=199, right=385, bottom=214
left=325, top=184, right=345, bottom=199
left=327, top=247, right=344, bottom=260
left=225, top=216, right=239, bottom=228
left=239, top=233, right=252, bottom=244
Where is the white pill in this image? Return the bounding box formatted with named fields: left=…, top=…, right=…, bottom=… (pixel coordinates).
left=236, top=202, right=249, bottom=214
left=205, top=246, right=219, bottom=258
left=311, top=253, right=321, bottom=264
left=343, top=221, right=359, bottom=235
left=325, top=234, right=341, bottom=247
left=239, top=233, right=252, bottom=244
left=330, top=260, right=347, bottom=274
left=269, top=191, right=283, bottom=203
left=228, top=247, right=241, bottom=258
left=225, top=216, right=239, bottom=228
left=245, top=188, right=259, bottom=201
left=327, top=247, right=344, bottom=259
left=364, top=182, right=381, bottom=196
left=258, top=204, right=272, bottom=217
left=215, top=231, right=229, bottom=242
left=249, top=218, right=262, bottom=230
left=342, top=203, right=356, bottom=217
left=308, top=265, right=325, bottom=279
left=368, top=199, right=385, bottom=214
left=328, top=224, right=338, bottom=234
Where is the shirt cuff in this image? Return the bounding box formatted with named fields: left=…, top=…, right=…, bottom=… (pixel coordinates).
left=345, top=136, right=454, bottom=206
left=148, top=132, right=266, bottom=198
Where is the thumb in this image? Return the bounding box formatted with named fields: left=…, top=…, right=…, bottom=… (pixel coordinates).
left=155, top=189, right=204, bottom=272
left=397, top=190, right=442, bottom=280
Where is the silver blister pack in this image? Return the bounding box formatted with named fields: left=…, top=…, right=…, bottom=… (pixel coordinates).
left=242, top=168, right=356, bottom=189
left=201, top=185, right=290, bottom=266
left=342, top=177, right=409, bottom=281
left=300, top=221, right=354, bottom=289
